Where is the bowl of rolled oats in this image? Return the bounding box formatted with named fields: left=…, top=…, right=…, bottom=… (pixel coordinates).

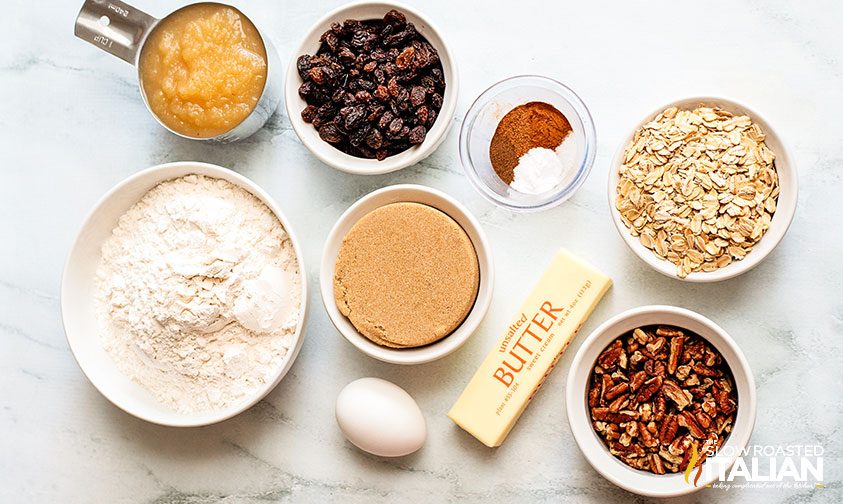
left=608, top=97, right=797, bottom=281
left=566, top=305, right=757, bottom=497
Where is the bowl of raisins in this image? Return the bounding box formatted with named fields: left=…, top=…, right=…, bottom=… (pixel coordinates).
left=286, top=2, right=457, bottom=175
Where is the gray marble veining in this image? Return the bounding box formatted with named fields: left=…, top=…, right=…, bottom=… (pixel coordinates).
left=2, top=0, right=841, bottom=502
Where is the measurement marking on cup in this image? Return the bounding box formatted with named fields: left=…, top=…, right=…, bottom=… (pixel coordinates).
left=93, top=35, right=113, bottom=48
left=107, top=4, right=129, bottom=17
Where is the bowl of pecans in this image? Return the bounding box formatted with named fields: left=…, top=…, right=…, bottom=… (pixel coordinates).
left=566, top=305, right=756, bottom=497
left=286, top=1, right=458, bottom=175
left=608, top=96, right=797, bottom=281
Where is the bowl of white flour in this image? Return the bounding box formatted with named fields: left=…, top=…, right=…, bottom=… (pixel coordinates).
left=61, top=162, right=307, bottom=426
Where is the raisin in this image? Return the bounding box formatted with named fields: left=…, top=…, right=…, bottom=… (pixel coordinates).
left=384, top=25, right=416, bottom=47
left=395, top=47, right=415, bottom=69
left=371, top=49, right=388, bottom=62
left=420, top=76, right=435, bottom=92
left=321, top=31, right=339, bottom=52
left=396, top=89, right=410, bottom=109
left=416, top=105, right=428, bottom=125
left=350, top=31, right=366, bottom=48
left=317, top=103, right=336, bottom=119
left=374, top=85, right=389, bottom=101
left=378, top=111, right=395, bottom=130
left=301, top=105, right=317, bottom=123
left=318, top=124, right=342, bottom=143
left=430, top=93, right=443, bottom=109
left=338, top=48, right=356, bottom=62
left=373, top=69, right=386, bottom=84
left=366, top=128, right=384, bottom=149
left=367, top=105, right=384, bottom=122
left=388, top=117, right=403, bottom=135
left=297, top=55, right=313, bottom=79
left=387, top=77, right=401, bottom=97
left=341, top=92, right=357, bottom=106
left=298, top=81, right=327, bottom=104
left=430, top=68, right=445, bottom=89
left=426, top=109, right=437, bottom=128
left=349, top=125, right=370, bottom=147
left=307, top=67, right=326, bottom=85
left=412, top=41, right=432, bottom=69
left=410, top=86, right=426, bottom=107
left=383, top=9, right=406, bottom=27
left=409, top=125, right=426, bottom=144
left=342, top=105, right=366, bottom=130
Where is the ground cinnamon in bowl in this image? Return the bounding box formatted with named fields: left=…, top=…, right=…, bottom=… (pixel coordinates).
left=489, top=101, right=572, bottom=184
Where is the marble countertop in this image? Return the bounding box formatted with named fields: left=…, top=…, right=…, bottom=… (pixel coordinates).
left=2, top=0, right=841, bottom=502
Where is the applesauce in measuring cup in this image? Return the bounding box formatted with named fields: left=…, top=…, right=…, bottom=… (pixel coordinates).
left=138, top=4, right=268, bottom=138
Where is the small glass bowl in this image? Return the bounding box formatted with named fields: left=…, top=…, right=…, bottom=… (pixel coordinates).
left=459, top=75, right=597, bottom=211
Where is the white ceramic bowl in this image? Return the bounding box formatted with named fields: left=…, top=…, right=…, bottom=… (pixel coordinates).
left=320, top=184, right=493, bottom=364
left=61, top=162, right=308, bottom=427
left=608, top=96, right=798, bottom=282
left=285, top=1, right=458, bottom=175
left=566, top=305, right=757, bottom=497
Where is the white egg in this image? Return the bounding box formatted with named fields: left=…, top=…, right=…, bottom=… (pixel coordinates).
left=335, top=377, right=426, bottom=457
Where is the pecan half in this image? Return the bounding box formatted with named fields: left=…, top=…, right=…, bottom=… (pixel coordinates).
left=662, top=380, right=691, bottom=410
left=716, top=388, right=735, bottom=415
left=659, top=448, right=683, bottom=465
left=608, top=394, right=629, bottom=413
left=646, top=337, right=667, bottom=355
left=639, top=422, right=658, bottom=448
left=629, top=370, right=647, bottom=392
left=656, top=326, right=684, bottom=338
left=667, top=335, right=685, bottom=375
left=611, top=442, right=645, bottom=458
left=650, top=453, right=666, bottom=475
left=693, top=363, right=720, bottom=377
left=653, top=394, right=667, bottom=422
left=659, top=414, right=679, bottom=444
left=605, top=382, right=629, bottom=401
left=635, top=376, right=663, bottom=403
left=597, top=342, right=624, bottom=369
left=633, top=328, right=650, bottom=344
left=677, top=411, right=705, bottom=438
left=588, top=385, right=600, bottom=407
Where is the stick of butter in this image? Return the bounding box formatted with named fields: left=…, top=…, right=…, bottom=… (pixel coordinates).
left=448, top=248, right=612, bottom=447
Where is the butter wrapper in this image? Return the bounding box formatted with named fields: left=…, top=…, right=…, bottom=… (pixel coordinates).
left=448, top=248, right=611, bottom=447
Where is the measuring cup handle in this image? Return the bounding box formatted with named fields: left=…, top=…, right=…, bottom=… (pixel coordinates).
left=74, top=0, right=158, bottom=64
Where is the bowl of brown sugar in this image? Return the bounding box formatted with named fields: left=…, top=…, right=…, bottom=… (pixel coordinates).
left=320, top=184, right=494, bottom=364
left=459, top=75, right=597, bottom=211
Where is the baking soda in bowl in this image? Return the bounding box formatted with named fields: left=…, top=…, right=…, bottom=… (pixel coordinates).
left=510, top=134, right=579, bottom=195
left=95, top=174, right=301, bottom=413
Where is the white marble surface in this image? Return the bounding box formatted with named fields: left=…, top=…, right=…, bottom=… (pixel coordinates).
left=2, top=0, right=841, bottom=502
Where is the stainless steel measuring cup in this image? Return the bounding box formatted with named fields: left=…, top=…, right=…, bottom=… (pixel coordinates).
left=75, top=0, right=283, bottom=143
